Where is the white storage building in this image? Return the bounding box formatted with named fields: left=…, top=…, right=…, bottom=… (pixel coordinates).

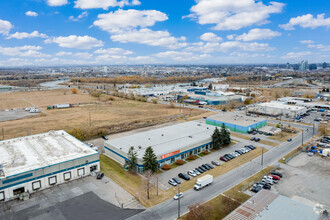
left=248, top=102, right=307, bottom=118
left=104, top=121, right=216, bottom=172
left=0, top=130, right=99, bottom=202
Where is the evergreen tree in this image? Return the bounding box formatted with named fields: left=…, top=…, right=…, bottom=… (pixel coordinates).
left=143, top=146, right=158, bottom=173
left=127, top=146, right=138, bottom=172
left=212, top=127, right=222, bottom=149
left=221, top=123, right=231, bottom=145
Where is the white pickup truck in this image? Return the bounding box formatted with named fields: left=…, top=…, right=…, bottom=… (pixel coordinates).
left=194, top=174, right=213, bottom=190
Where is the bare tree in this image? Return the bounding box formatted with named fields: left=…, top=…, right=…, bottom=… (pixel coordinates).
left=143, top=170, right=155, bottom=199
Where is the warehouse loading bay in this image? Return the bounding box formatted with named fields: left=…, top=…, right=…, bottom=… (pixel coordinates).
left=0, top=175, right=144, bottom=220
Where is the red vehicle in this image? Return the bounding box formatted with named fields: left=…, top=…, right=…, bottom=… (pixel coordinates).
left=270, top=174, right=280, bottom=180
left=220, top=156, right=228, bottom=162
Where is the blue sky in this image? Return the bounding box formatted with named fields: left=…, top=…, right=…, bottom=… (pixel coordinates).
left=0, top=0, right=329, bottom=66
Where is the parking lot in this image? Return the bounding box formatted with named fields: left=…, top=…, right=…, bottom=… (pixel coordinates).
left=273, top=153, right=330, bottom=212
left=157, top=139, right=266, bottom=190
left=0, top=175, right=144, bottom=220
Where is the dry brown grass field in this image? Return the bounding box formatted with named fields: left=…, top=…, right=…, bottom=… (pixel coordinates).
left=0, top=89, right=204, bottom=140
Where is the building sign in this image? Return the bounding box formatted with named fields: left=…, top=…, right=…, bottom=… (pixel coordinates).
left=160, top=150, right=181, bottom=159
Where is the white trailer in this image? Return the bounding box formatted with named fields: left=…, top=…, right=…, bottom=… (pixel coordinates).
left=54, top=104, right=70, bottom=109
left=194, top=174, right=213, bottom=190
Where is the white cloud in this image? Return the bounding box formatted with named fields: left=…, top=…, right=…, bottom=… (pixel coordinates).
left=185, top=41, right=275, bottom=53
left=94, top=9, right=168, bottom=33
left=74, top=0, right=141, bottom=10
left=56, top=51, right=72, bottom=56
left=74, top=52, right=93, bottom=59
left=230, top=51, right=271, bottom=58
left=45, top=35, right=104, bottom=49
left=110, top=28, right=187, bottom=49
left=279, top=14, right=330, bottom=30
left=69, top=11, right=88, bottom=21
left=6, top=31, right=48, bottom=39
left=186, top=0, right=284, bottom=30
left=0, top=45, right=49, bottom=57
left=93, top=9, right=187, bottom=49
left=300, top=40, right=314, bottom=44
left=47, top=0, right=68, bottom=6
left=25, top=11, right=38, bottom=17
left=94, top=48, right=134, bottom=55
left=200, top=32, right=222, bottom=42
left=281, top=51, right=311, bottom=59
left=233, top=28, right=281, bottom=41
left=307, top=44, right=330, bottom=51
left=0, top=19, right=13, bottom=35
left=154, top=51, right=210, bottom=62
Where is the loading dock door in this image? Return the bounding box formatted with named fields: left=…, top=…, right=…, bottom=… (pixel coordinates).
left=78, top=168, right=85, bottom=176
left=49, top=176, right=57, bottom=185
left=13, top=187, right=25, bottom=195
left=0, top=191, right=4, bottom=201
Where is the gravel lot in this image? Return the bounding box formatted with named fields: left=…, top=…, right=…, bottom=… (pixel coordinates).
left=0, top=109, right=38, bottom=122
left=273, top=153, right=330, bottom=212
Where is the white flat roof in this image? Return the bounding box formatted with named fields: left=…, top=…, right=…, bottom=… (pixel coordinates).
left=0, top=130, right=97, bottom=178
left=105, top=121, right=215, bottom=159
left=207, top=113, right=266, bottom=126
left=258, top=102, right=306, bottom=111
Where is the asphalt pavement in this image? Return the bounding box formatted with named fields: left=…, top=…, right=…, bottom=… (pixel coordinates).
left=129, top=123, right=314, bottom=220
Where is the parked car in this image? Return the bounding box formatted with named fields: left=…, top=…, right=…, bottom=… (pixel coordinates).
left=97, top=172, right=104, bottom=179
left=250, top=137, right=255, bottom=141
left=168, top=179, right=177, bottom=186
left=220, top=156, right=229, bottom=162
left=211, top=161, right=220, bottom=166
left=102, top=135, right=108, bottom=140
left=226, top=154, right=234, bottom=159
left=196, top=167, right=204, bottom=173
left=178, top=173, right=190, bottom=180
left=272, top=172, right=284, bottom=179
left=193, top=169, right=201, bottom=175
left=202, top=164, right=211, bottom=170
left=248, top=145, right=256, bottom=150
left=262, top=178, right=274, bottom=185
left=199, top=166, right=207, bottom=172
left=263, top=184, right=271, bottom=190
left=270, top=174, right=280, bottom=180
left=287, top=138, right=292, bottom=142
left=187, top=170, right=197, bottom=177
left=172, top=177, right=181, bottom=184
left=205, top=163, right=214, bottom=169
left=251, top=186, right=262, bottom=193
left=255, top=138, right=260, bottom=142
left=173, top=192, right=183, bottom=200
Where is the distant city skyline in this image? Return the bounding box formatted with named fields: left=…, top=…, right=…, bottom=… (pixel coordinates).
left=0, top=0, right=329, bottom=67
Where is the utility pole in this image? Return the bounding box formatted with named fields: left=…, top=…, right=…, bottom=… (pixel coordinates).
left=2, top=127, right=4, bottom=140
left=157, top=176, right=159, bottom=196
left=302, top=130, right=304, bottom=145
left=178, top=184, right=181, bottom=219
left=261, top=147, right=264, bottom=167
left=313, top=123, right=315, bottom=136
left=89, top=112, right=91, bottom=127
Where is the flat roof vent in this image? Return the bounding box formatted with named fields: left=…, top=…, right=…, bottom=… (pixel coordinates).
left=138, top=146, right=142, bottom=149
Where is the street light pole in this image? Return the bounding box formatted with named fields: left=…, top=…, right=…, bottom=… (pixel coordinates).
left=302, top=130, right=304, bottom=145
left=178, top=184, right=181, bottom=219
left=261, top=147, right=264, bottom=167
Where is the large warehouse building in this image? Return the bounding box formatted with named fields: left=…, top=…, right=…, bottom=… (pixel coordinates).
left=248, top=102, right=307, bottom=118
left=206, top=114, right=267, bottom=133
left=104, top=121, right=216, bottom=172
left=0, top=130, right=99, bottom=202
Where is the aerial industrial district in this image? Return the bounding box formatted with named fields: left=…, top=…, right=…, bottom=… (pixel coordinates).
left=0, top=67, right=329, bottom=220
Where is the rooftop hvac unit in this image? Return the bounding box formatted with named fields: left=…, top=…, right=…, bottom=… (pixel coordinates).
left=138, top=146, right=142, bottom=149
left=188, top=136, right=192, bottom=138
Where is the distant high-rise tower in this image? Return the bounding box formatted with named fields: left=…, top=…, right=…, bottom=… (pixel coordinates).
left=299, top=60, right=308, bottom=71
